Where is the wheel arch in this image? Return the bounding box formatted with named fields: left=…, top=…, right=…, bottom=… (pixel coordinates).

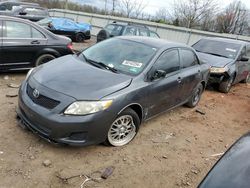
left=118, top=103, right=143, bottom=123
left=33, top=48, right=60, bottom=66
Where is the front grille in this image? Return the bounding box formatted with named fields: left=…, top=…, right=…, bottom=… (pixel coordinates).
left=26, top=84, right=60, bottom=109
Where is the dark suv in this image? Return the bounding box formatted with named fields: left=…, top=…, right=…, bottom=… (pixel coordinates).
left=193, top=38, right=250, bottom=93
left=97, top=22, right=160, bottom=42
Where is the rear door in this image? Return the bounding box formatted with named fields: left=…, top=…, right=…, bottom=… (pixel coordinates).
left=179, top=48, right=202, bottom=101
left=147, top=49, right=182, bottom=117
left=1, top=20, right=47, bottom=68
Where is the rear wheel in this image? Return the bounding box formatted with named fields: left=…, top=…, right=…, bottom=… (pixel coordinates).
left=35, top=54, right=55, bottom=66
left=186, top=83, right=203, bottom=108
left=219, top=76, right=234, bottom=93
left=105, top=108, right=140, bottom=147
left=75, top=33, right=85, bottom=42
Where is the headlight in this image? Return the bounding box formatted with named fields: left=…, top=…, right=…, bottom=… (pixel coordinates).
left=210, top=67, right=226, bottom=73
left=64, top=100, right=113, bottom=115
left=25, top=68, right=34, bottom=80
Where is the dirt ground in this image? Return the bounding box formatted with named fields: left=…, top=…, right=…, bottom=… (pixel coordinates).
left=0, top=39, right=249, bottom=188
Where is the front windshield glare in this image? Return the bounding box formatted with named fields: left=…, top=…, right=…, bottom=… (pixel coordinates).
left=192, top=39, right=241, bottom=59
left=82, top=38, right=157, bottom=75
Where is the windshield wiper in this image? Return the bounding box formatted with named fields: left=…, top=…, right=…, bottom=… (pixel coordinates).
left=204, top=52, right=228, bottom=58
left=81, top=54, right=119, bottom=73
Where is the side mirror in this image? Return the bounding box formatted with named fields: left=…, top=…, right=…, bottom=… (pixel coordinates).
left=240, top=56, right=249, bottom=62
left=151, top=70, right=166, bottom=80
left=19, top=12, right=27, bottom=15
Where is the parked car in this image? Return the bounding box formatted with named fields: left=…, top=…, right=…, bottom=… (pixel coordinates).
left=37, top=17, right=91, bottom=42
left=17, top=36, right=210, bottom=147
left=198, top=132, right=250, bottom=188
left=97, top=21, right=160, bottom=42
left=0, top=2, right=48, bottom=22
left=192, top=37, right=250, bottom=93
left=0, top=1, right=39, bottom=12
left=0, top=16, right=74, bottom=71
left=11, top=5, right=49, bottom=22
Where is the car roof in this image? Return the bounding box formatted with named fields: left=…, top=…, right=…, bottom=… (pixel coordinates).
left=117, top=36, right=191, bottom=49
left=202, top=37, right=249, bottom=45
left=0, top=15, right=35, bottom=23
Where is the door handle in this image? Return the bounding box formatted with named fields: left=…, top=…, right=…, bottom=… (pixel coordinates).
left=177, top=77, right=182, bottom=83
left=31, top=40, right=40, bottom=44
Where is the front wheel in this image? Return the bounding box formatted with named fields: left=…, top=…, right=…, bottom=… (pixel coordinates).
left=219, top=76, right=234, bottom=93
left=186, top=83, right=203, bottom=108
left=105, top=108, right=140, bottom=147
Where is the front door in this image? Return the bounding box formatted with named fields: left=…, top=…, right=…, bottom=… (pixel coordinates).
left=147, top=49, right=182, bottom=117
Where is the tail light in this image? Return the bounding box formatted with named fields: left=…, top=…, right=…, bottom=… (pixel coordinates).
left=67, top=43, right=73, bottom=52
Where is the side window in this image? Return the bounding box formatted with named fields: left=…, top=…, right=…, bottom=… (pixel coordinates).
left=32, top=27, right=45, bottom=38
left=180, top=49, right=199, bottom=68
left=139, top=28, right=149, bottom=36
left=123, top=27, right=137, bottom=36
left=0, top=5, right=7, bottom=11
left=246, top=45, right=250, bottom=57
left=5, top=21, right=31, bottom=38
left=154, top=49, right=180, bottom=74
left=240, top=46, right=247, bottom=56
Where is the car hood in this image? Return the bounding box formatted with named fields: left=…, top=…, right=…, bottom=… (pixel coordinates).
left=197, top=52, right=234, bottom=67
left=32, top=55, right=132, bottom=100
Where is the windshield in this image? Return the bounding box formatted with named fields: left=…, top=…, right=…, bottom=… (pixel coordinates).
left=192, top=39, right=241, bottom=59
left=81, top=38, right=157, bottom=75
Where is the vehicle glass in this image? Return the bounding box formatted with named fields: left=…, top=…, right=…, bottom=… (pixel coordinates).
left=123, top=27, right=137, bottom=36
left=154, top=49, right=180, bottom=74
left=82, top=38, right=157, bottom=75
left=247, top=45, right=250, bottom=57
left=192, top=39, right=241, bottom=59
left=105, top=24, right=123, bottom=36
left=24, top=8, right=48, bottom=16
left=180, top=49, right=199, bottom=68
left=139, top=28, right=149, bottom=36
left=149, top=31, right=160, bottom=38
left=0, top=5, right=7, bottom=11
left=5, top=21, right=31, bottom=38
left=32, top=27, right=45, bottom=38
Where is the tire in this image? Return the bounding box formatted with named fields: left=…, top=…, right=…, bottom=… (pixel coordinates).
left=241, top=72, right=250, bottom=83
left=75, top=33, right=85, bottom=42
left=186, top=83, right=203, bottom=108
left=218, top=76, right=234, bottom=93
left=97, top=29, right=110, bottom=42
left=105, top=108, right=140, bottom=147
left=35, top=54, right=55, bottom=67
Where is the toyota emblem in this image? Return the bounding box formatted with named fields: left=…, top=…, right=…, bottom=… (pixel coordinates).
left=33, top=89, right=40, bottom=98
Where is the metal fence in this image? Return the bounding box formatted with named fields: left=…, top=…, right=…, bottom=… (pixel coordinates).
left=49, top=9, right=250, bottom=45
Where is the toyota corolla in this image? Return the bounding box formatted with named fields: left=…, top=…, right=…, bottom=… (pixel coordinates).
left=17, top=36, right=210, bottom=147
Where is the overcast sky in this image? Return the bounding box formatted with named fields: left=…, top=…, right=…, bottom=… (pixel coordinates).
left=72, top=0, right=250, bottom=15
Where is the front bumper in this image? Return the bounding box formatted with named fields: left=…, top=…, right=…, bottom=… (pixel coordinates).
left=16, top=79, right=116, bottom=146
left=208, top=73, right=226, bottom=84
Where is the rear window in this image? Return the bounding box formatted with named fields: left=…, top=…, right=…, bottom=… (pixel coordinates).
left=192, top=39, right=241, bottom=59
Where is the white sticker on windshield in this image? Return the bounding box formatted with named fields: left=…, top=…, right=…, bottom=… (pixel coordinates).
left=226, top=48, right=237, bottom=53
left=122, top=60, right=142, bottom=68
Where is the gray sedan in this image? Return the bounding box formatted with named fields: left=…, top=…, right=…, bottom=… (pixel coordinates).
left=17, top=36, right=210, bottom=147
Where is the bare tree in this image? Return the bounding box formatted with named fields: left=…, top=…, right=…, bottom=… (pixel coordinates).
left=119, top=0, right=148, bottom=18
left=215, top=1, right=249, bottom=34
left=155, top=8, right=169, bottom=22
left=171, top=0, right=218, bottom=28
